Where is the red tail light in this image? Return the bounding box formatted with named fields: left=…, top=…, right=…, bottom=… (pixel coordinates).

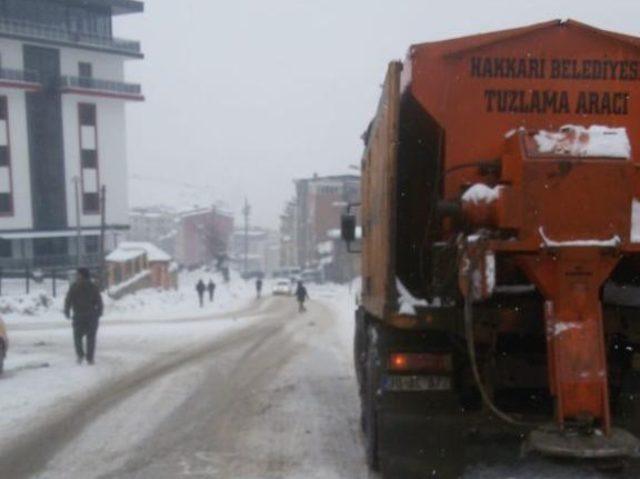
left=388, top=352, right=452, bottom=373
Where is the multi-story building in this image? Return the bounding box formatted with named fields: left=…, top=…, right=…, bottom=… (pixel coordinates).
left=278, top=198, right=296, bottom=269
left=293, top=174, right=360, bottom=269
left=230, top=227, right=280, bottom=276
left=174, top=206, right=234, bottom=268
left=128, top=206, right=176, bottom=255
left=0, top=0, right=143, bottom=270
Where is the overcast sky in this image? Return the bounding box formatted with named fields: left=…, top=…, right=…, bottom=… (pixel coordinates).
left=115, top=0, right=640, bottom=228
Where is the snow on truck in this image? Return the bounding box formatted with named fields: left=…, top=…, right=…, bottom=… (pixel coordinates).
left=341, top=20, right=640, bottom=477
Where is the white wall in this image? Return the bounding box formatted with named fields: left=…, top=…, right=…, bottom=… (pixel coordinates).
left=62, top=95, right=129, bottom=228
left=0, top=39, right=33, bottom=230
left=59, top=48, right=125, bottom=81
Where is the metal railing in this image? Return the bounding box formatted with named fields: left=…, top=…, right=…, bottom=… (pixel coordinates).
left=0, top=67, right=40, bottom=84
left=59, top=76, right=142, bottom=96
left=0, top=18, right=141, bottom=55
left=0, top=254, right=101, bottom=271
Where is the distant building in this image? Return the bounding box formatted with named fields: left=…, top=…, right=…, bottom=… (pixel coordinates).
left=293, top=174, right=360, bottom=270
left=230, top=227, right=280, bottom=276
left=174, top=207, right=234, bottom=268
left=128, top=206, right=177, bottom=256
left=279, top=198, right=297, bottom=270
left=0, top=0, right=144, bottom=271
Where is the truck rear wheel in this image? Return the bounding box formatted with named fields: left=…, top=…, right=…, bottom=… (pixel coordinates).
left=354, top=308, right=367, bottom=432
left=363, top=321, right=466, bottom=478
left=364, top=324, right=381, bottom=471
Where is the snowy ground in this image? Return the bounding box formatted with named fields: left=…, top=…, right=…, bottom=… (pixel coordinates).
left=0, top=270, right=265, bottom=457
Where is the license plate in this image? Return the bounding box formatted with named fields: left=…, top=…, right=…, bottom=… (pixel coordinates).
left=384, top=375, right=451, bottom=392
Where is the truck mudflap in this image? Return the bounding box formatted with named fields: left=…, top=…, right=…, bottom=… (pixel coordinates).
left=526, top=424, right=640, bottom=459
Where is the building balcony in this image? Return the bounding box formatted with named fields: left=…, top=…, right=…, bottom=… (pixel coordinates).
left=59, top=76, right=144, bottom=101
left=0, top=67, right=41, bottom=91
left=0, top=17, right=142, bottom=57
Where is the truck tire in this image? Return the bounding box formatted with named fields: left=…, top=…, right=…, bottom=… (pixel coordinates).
left=617, top=371, right=640, bottom=436
left=354, top=309, right=367, bottom=431
left=364, top=323, right=382, bottom=471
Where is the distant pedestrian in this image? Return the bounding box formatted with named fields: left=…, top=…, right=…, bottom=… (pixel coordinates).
left=256, top=278, right=263, bottom=299
left=207, top=279, right=216, bottom=302
left=196, top=279, right=206, bottom=308
left=64, top=268, right=103, bottom=365
left=295, top=281, right=309, bottom=313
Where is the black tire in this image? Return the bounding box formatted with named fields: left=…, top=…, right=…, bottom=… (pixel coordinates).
left=616, top=370, right=640, bottom=436
left=0, top=341, right=5, bottom=375
left=354, top=309, right=367, bottom=432
left=364, top=324, right=381, bottom=471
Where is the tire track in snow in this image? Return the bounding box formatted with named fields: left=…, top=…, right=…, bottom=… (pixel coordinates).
left=0, top=297, right=288, bottom=479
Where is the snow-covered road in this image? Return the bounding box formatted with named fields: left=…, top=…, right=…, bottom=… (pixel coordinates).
left=1, top=285, right=639, bottom=478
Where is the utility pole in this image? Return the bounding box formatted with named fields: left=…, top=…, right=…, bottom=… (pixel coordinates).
left=243, top=198, right=251, bottom=274
left=73, top=175, right=82, bottom=267
left=99, top=185, right=107, bottom=289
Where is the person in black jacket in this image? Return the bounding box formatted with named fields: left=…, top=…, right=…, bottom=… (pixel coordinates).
left=65, top=268, right=103, bottom=365
left=295, top=281, right=309, bottom=313
left=196, top=279, right=206, bottom=307
left=256, top=278, right=263, bottom=299
left=207, top=279, right=216, bottom=302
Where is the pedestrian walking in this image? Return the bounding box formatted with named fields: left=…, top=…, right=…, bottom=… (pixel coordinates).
left=256, top=278, right=263, bottom=299
left=295, top=281, right=309, bottom=313
left=207, top=279, right=216, bottom=302
left=196, top=279, right=206, bottom=308
left=64, top=268, right=103, bottom=365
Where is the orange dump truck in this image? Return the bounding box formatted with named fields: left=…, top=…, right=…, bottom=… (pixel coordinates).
left=342, top=20, right=640, bottom=477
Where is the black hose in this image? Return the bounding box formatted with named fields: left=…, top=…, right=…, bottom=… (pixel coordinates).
left=462, top=240, right=539, bottom=428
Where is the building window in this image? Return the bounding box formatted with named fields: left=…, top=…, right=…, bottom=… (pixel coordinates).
left=0, top=239, right=11, bottom=258
left=78, top=62, right=92, bottom=78
left=78, top=62, right=92, bottom=88
left=78, top=103, right=100, bottom=214
left=83, top=193, right=99, bottom=213
left=0, top=97, right=14, bottom=216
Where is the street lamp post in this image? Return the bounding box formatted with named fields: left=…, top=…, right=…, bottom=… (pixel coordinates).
left=72, top=175, right=82, bottom=267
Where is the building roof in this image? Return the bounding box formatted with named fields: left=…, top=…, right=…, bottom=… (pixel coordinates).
left=106, top=248, right=145, bottom=263
left=55, top=0, right=144, bottom=15
left=118, top=242, right=172, bottom=262
left=295, top=174, right=360, bottom=184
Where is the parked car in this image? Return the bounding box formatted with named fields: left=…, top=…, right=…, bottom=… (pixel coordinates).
left=0, top=317, right=7, bottom=374
left=272, top=280, right=292, bottom=296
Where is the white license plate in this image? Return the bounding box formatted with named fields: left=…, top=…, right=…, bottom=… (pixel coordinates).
left=384, top=375, right=451, bottom=392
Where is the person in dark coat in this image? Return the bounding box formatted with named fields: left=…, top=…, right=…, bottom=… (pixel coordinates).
left=295, top=281, right=309, bottom=313
left=207, top=279, right=216, bottom=302
left=196, top=279, right=206, bottom=307
left=256, top=278, right=263, bottom=299
left=64, top=268, right=103, bottom=365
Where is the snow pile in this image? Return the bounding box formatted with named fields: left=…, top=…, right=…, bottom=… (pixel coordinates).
left=0, top=269, right=256, bottom=325
left=461, top=184, right=502, bottom=204
left=534, top=125, right=631, bottom=158
left=553, top=322, right=582, bottom=336
left=396, top=278, right=429, bottom=316
left=107, top=270, right=151, bottom=297
left=539, top=227, right=621, bottom=248
left=0, top=292, right=54, bottom=316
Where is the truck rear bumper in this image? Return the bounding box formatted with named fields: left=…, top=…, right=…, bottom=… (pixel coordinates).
left=527, top=425, right=640, bottom=459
